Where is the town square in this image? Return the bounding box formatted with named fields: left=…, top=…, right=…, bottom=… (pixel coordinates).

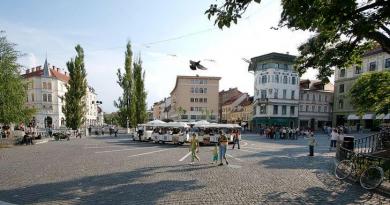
left=1, top=0, right=389, bottom=204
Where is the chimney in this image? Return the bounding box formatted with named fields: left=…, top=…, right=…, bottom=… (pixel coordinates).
left=26, top=69, right=30, bottom=74
left=65, top=71, right=67, bottom=75
left=286, top=52, right=290, bottom=55
left=52, top=65, right=55, bottom=70
left=32, top=67, right=35, bottom=72
left=56, top=67, right=59, bottom=72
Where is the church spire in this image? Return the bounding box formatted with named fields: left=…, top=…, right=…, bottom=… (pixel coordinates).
left=43, top=57, right=50, bottom=77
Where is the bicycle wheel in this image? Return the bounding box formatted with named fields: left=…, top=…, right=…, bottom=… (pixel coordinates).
left=360, top=166, right=384, bottom=190
left=335, top=160, right=354, bottom=180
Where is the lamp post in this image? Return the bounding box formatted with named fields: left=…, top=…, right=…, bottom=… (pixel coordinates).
left=126, top=116, right=130, bottom=134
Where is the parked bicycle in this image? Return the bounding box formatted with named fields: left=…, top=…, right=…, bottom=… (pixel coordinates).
left=335, top=151, right=385, bottom=190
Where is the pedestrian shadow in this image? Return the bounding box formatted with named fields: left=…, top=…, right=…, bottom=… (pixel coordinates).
left=0, top=165, right=204, bottom=204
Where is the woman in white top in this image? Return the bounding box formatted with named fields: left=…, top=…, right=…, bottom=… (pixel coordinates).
left=329, top=128, right=339, bottom=150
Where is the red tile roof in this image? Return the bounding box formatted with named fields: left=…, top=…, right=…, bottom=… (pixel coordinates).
left=22, top=69, right=69, bottom=82
left=223, top=94, right=243, bottom=106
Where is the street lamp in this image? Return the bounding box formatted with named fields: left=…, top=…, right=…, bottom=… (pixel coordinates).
left=126, top=116, right=129, bottom=134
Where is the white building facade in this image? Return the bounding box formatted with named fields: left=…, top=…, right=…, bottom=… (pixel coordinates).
left=249, top=53, right=300, bottom=131
left=23, top=59, right=102, bottom=129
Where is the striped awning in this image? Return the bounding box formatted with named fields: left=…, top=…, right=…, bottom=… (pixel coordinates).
left=376, top=114, right=385, bottom=120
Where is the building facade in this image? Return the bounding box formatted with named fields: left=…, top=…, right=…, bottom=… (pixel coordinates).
left=218, top=88, right=243, bottom=122
left=221, top=93, right=249, bottom=123
left=229, top=96, right=253, bottom=129
left=23, top=59, right=69, bottom=129
left=333, top=47, right=390, bottom=129
left=298, top=79, right=334, bottom=130
left=23, top=59, right=102, bottom=129
left=170, top=75, right=221, bottom=122
left=249, top=52, right=300, bottom=131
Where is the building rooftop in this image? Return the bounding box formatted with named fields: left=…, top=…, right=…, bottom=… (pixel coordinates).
left=22, top=66, right=70, bottom=82
left=170, top=75, right=221, bottom=94
left=222, top=93, right=246, bottom=106
left=249, top=52, right=296, bottom=71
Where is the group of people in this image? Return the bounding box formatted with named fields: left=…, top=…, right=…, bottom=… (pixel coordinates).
left=189, top=130, right=240, bottom=166
left=261, top=126, right=300, bottom=140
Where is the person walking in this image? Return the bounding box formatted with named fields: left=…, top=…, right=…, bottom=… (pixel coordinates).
left=307, top=132, right=317, bottom=156
left=189, top=133, right=200, bottom=164
left=218, top=131, right=229, bottom=166
left=232, top=129, right=240, bottom=149
left=329, top=128, right=339, bottom=151
left=211, top=144, right=218, bottom=164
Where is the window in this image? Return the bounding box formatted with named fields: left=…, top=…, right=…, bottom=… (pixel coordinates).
left=191, top=115, right=196, bottom=120
left=369, top=62, right=376, bottom=71
left=306, top=94, right=309, bottom=100
left=386, top=58, right=390, bottom=68
left=291, top=90, right=295, bottom=100
left=282, top=105, right=287, bottom=115
left=42, top=82, right=47, bottom=89
left=340, top=69, right=346, bottom=77
left=31, top=93, right=35, bottom=102
left=260, top=105, right=266, bottom=114
left=262, top=75, right=267, bottom=84
left=48, top=94, right=52, bottom=102
left=291, top=77, right=296, bottom=85
left=300, top=94, right=303, bottom=100
left=312, top=94, right=316, bottom=101
left=195, top=98, right=198, bottom=102
left=48, top=82, right=52, bottom=90
left=204, top=88, right=207, bottom=94
left=43, top=94, right=47, bottom=102
left=195, top=88, right=199, bottom=93
left=283, top=89, right=287, bottom=99
left=325, top=96, right=328, bottom=102
left=306, top=105, right=309, bottom=112
left=275, top=75, right=279, bottom=83
left=283, top=76, right=288, bottom=84
left=199, top=98, right=203, bottom=103
left=339, top=84, right=344, bottom=93
left=261, top=90, right=267, bottom=99
left=319, top=95, right=322, bottom=102
left=274, top=89, right=278, bottom=99
left=190, top=98, right=194, bottom=102
left=312, top=105, right=315, bottom=111
left=204, top=98, right=207, bottom=103
left=300, top=105, right=303, bottom=111
left=190, top=107, right=194, bottom=111
left=339, top=100, right=344, bottom=109
left=355, top=66, right=362, bottom=74
left=199, top=88, right=203, bottom=93
left=191, top=88, right=194, bottom=93
left=273, top=105, right=278, bottom=115
left=290, top=106, right=295, bottom=115
left=318, top=106, right=321, bottom=112
left=324, top=106, right=328, bottom=112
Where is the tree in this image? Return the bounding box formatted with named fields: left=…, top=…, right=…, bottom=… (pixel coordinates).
left=63, top=45, right=88, bottom=130
left=206, top=0, right=390, bottom=82
left=132, top=56, right=148, bottom=126
left=176, top=106, right=186, bottom=120
left=349, top=71, right=390, bottom=115
left=0, top=31, right=36, bottom=125
left=114, top=41, right=135, bottom=128
left=104, top=112, right=120, bottom=126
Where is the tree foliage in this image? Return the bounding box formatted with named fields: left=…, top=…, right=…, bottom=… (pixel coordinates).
left=103, top=112, right=120, bottom=126
left=0, top=31, right=36, bottom=125
left=114, top=42, right=147, bottom=127
left=114, top=41, right=135, bottom=127
left=132, top=56, right=148, bottom=126
left=349, top=71, right=390, bottom=115
left=206, top=0, right=390, bottom=82
left=63, top=45, right=88, bottom=130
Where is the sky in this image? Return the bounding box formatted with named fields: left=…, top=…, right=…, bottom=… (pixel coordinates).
left=0, top=0, right=328, bottom=113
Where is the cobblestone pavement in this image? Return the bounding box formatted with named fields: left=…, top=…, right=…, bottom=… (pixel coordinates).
left=0, top=134, right=389, bottom=204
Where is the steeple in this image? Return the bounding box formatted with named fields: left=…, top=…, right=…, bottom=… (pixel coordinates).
left=43, top=57, right=50, bottom=77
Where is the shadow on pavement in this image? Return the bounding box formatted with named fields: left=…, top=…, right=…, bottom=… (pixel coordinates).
left=0, top=165, right=204, bottom=204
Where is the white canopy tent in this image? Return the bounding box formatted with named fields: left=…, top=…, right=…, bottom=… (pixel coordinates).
left=347, top=114, right=360, bottom=120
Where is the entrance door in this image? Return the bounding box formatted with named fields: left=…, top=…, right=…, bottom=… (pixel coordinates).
left=45, top=116, right=53, bottom=128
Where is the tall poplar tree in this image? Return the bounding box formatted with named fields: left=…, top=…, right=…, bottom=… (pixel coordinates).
left=0, top=31, right=35, bottom=125
left=63, top=45, right=88, bottom=130
left=114, top=41, right=135, bottom=127
left=132, top=56, right=147, bottom=126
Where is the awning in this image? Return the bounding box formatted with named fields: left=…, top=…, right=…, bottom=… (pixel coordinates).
left=384, top=114, right=390, bottom=120
left=347, top=114, right=360, bottom=120
left=376, top=114, right=385, bottom=120
left=362, top=114, right=375, bottom=120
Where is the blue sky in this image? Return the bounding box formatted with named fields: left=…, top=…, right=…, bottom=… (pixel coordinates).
left=1, top=0, right=322, bottom=113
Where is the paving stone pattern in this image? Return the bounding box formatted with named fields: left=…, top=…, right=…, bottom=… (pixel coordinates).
left=0, top=134, right=388, bottom=204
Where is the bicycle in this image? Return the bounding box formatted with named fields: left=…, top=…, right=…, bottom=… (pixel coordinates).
left=335, top=151, right=385, bottom=190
